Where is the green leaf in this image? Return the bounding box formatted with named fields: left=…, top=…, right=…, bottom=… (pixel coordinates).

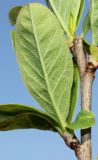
left=89, top=45, right=98, bottom=68
left=91, top=0, right=98, bottom=45
left=46, top=0, right=82, bottom=37
left=9, top=6, right=22, bottom=26
left=46, top=0, right=71, bottom=37
left=89, top=45, right=98, bottom=59
left=67, top=62, right=79, bottom=124
left=82, top=0, right=98, bottom=44
left=0, top=104, right=58, bottom=131
left=11, top=30, right=16, bottom=49
left=68, top=110, right=95, bottom=130
left=76, top=0, right=85, bottom=27
left=13, top=3, right=73, bottom=131
left=82, top=9, right=91, bottom=36
left=83, top=39, right=91, bottom=46
left=68, top=0, right=82, bottom=35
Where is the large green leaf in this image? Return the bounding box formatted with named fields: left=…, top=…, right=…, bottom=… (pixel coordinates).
left=67, top=62, right=79, bottom=124
left=91, top=0, right=98, bottom=45
left=13, top=3, right=73, bottom=131
left=68, top=110, right=95, bottom=130
left=0, top=104, right=57, bottom=131
left=46, top=0, right=83, bottom=37
left=9, top=6, right=22, bottom=26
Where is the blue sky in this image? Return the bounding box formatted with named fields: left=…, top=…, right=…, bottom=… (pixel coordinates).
left=0, top=0, right=98, bottom=160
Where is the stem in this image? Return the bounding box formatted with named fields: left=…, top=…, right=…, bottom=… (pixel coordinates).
left=72, top=36, right=95, bottom=160
left=80, top=66, right=95, bottom=160
left=62, top=36, right=96, bottom=159
left=61, top=130, right=81, bottom=155
left=72, top=36, right=86, bottom=78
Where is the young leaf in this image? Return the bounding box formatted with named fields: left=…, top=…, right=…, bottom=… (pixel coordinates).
left=67, top=62, right=79, bottom=124
left=13, top=3, right=73, bottom=131
left=89, top=45, right=98, bottom=68
left=46, top=0, right=82, bottom=36
left=9, top=6, right=22, bottom=26
left=45, top=0, right=71, bottom=37
left=68, top=110, right=95, bottom=130
left=0, top=104, right=58, bottom=131
left=76, top=0, right=85, bottom=27
left=91, top=0, right=98, bottom=45
left=11, top=30, right=16, bottom=49
left=82, top=10, right=91, bottom=36
left=68, top=0, right=82, bottom=35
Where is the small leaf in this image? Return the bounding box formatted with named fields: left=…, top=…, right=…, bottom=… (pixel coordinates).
left=89, top=45, right=98, bottom=59
left=82, top=9, right=91, bottom=36
left=46, top=0, right=71, bottom=37
left=91, top=0, right=98, bottom=45
left=89, top=45, right=98, bottom=68
left=76, top=0, right=85, bottom=27
left=68, top=0, right=82, bottom=35
left=12, top=3, right=73, bottom=131
left=46, top=0, right=83, bottom=37
left=11, top=30, right=16, bottom=49
left=67, top=62, right=79, bottom=124
left=0, top=104, right=58, bottom=131
left=83, top=39, right=91, bottom=46
left=82, top=0, right=98, bottom=44
left=9, top=6, right=22, bottom=26
left=68, top=110, right=95, bottom=130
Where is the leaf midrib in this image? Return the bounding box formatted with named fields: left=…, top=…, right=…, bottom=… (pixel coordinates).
left=29, top=4, right=65, bottom=130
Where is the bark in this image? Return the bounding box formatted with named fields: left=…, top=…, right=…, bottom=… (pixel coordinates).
left=61, top=130, right=80, bottom=153
left=72, top=36, right=95, bottom=160
left=61, top=36, right=96, bottom=160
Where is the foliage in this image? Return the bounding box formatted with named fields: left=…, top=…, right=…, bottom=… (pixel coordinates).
left=68, top=110, right=95, bottom=130
left=0, top=104, right=57, bottom=131
left=1, top=0, right=97, bottom=148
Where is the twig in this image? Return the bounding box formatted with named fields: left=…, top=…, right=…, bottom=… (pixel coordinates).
left=62, top=36, right=96, bottom=160
left=72, top=36, right=95, bottom=160
left=61, top=130, right=81, bottom=155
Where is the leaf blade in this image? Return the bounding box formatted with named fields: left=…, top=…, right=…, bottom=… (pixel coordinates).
left=0, top=104, right=57, bottom=131
left=82, top=9, right=91, bottom=36
left=91, top=0, right=98, bottom=45
left=46, top=0, right=82, bottom=36
left=9, top=6, right=22, bottom=26
left=68, top=110, right=95, bottom=130
left=11, top=30, right=16, bottom=49
left=76, top=0, right=85, bottom=27
left=67, top=62, right=79, bottom=124
left=14, top=3, right=73, bottom=131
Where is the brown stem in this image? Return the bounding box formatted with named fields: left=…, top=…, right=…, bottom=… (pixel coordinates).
left=71, top=36, right=86, bottom=78
left=72, top=36, right=95, bottom=160
left=62, top=36, right=96, bottom=159
left=80, top=67, right=95, bottom=160
left=61, top=130, right=81, bottom=155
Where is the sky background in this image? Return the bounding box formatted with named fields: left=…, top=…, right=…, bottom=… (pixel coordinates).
left=0, top=0, right=98, bottom=160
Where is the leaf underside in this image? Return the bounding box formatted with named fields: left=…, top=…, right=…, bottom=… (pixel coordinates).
left=0, top=104, right=57, bottom=131
left=82, top=0, right=98, bottom=45
left=13, top=3, right=73, bottom=131
left=67, top=62, right=79, bottom=124
left=9, top=6, right=22, bottom=26
left=46, top=0, right=84, bottom=36
left=82, top=9, right=91, bottom=36
left=76, top=0, right=85, bottom=27
left=68, top=110, right=95, bottom=130
left=91, top=0, right=98, bottom=45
